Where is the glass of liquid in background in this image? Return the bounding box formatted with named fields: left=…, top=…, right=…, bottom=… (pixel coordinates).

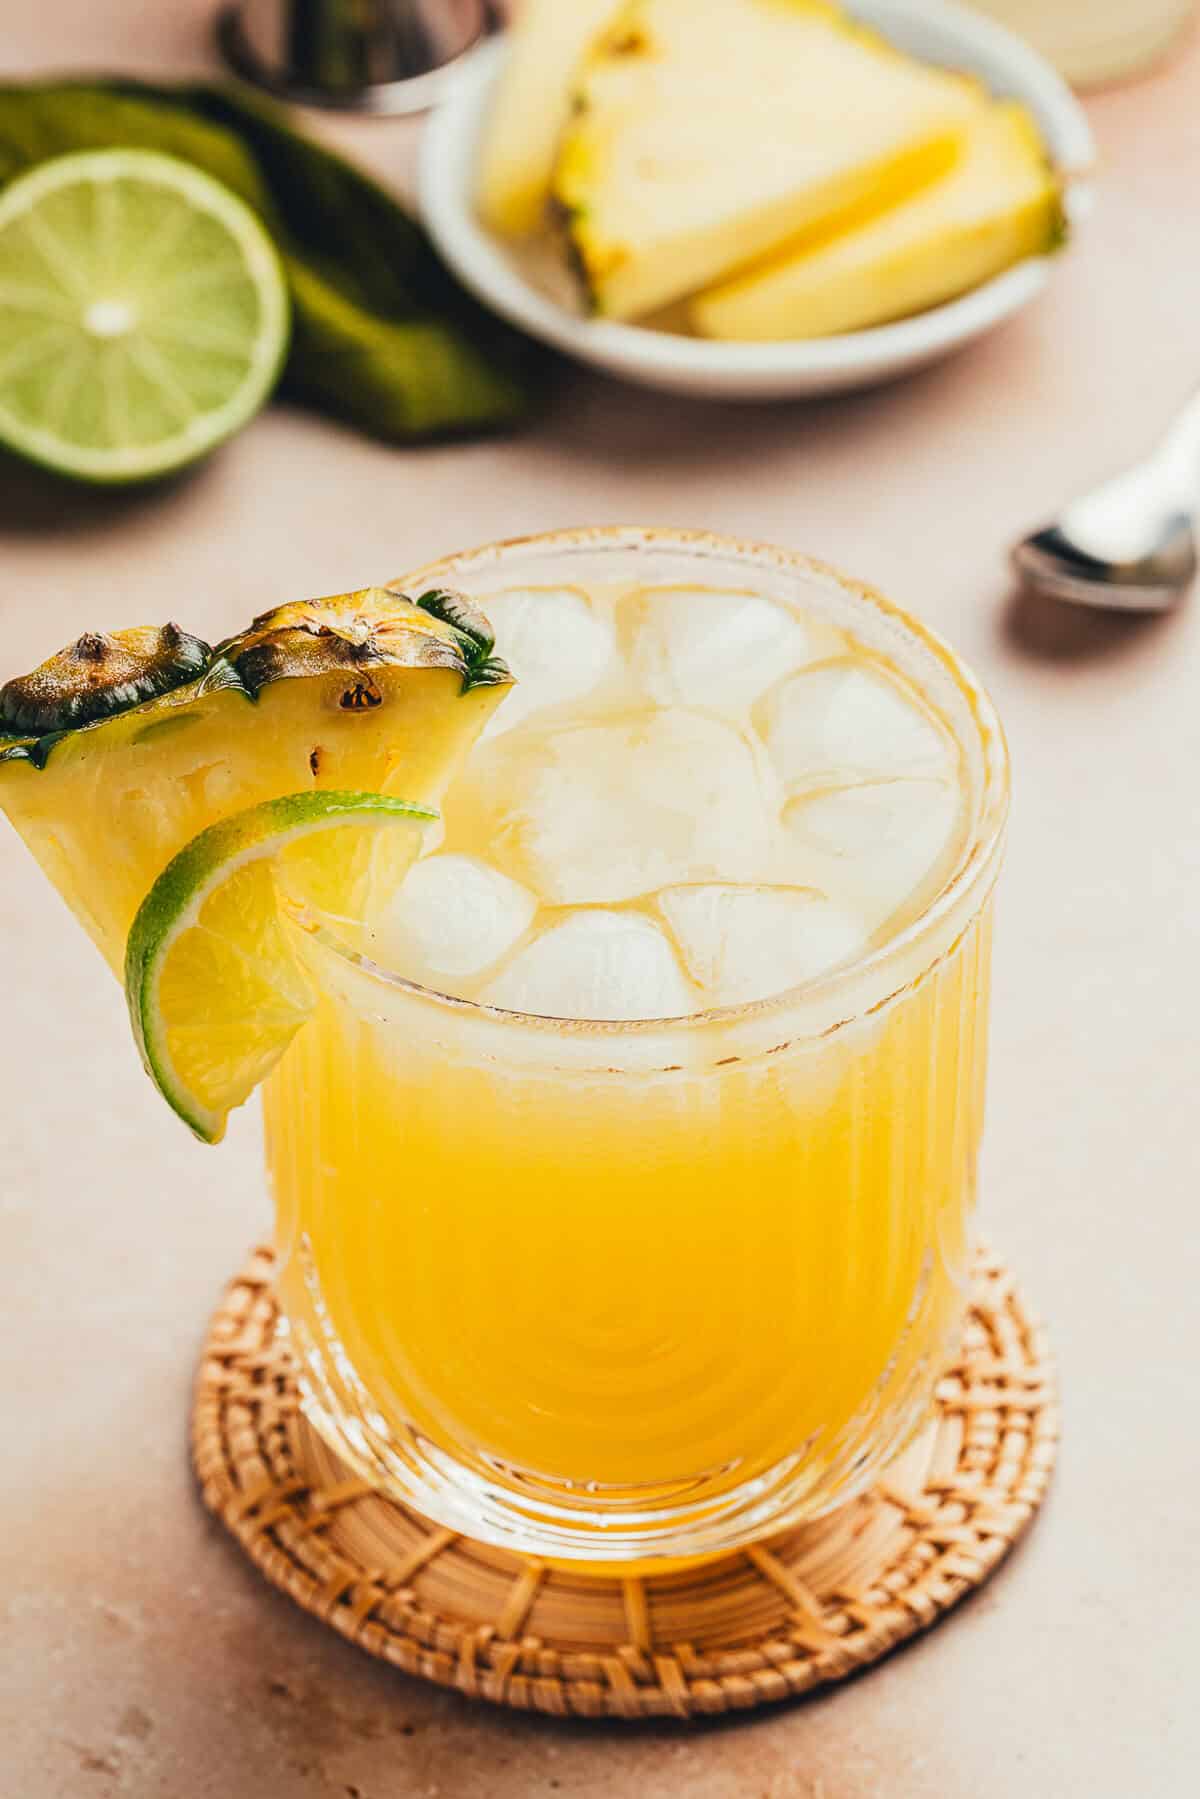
left=966, top=0, right=1196, bottom=87
left=265, top=528, right=1010, bottom=1563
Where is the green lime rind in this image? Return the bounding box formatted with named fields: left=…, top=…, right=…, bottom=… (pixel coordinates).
left=0, top=147, right=290, bottom=484
left=125, top=790, right=435, bottom=1144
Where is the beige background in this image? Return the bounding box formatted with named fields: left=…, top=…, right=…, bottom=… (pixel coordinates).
left=3, top=4, right=1199, bottom=1794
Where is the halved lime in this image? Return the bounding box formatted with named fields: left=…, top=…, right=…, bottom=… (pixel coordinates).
left=0, top=148, right=289, bottom=482
left=125, top=792, right=434, bottom=1144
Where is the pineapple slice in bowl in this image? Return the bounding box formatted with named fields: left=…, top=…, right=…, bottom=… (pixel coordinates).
left=552, top=0, right=984, bottom=323
left=475, top=0, right=618, bottom=239
left=421, top=0, right=1094, bottom=399
left=691, top=99, right=1064, bottom=341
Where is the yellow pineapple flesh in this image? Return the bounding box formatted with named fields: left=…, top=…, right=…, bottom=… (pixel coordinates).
left=554, top=0, right=980, bottom=320
left=691, top=99, right=1063, bottom=339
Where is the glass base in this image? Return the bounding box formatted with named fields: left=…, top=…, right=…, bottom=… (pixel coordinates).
left=283, top=1303, right=959, bottom=1565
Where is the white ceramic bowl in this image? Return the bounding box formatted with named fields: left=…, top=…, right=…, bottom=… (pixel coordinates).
left=419, top=0, right=1095, bottom=400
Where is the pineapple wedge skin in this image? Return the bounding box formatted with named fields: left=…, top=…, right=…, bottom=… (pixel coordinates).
left=554, top=0, right=982, bottom=321
left=691, top=100, right=1063, bottom=340
left=477, top=0, right=619, bottom=238
left=0, top=594, right=512, bottom=977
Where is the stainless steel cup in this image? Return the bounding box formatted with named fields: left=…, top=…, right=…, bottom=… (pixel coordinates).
left=218, top=0, right=492, bottom=113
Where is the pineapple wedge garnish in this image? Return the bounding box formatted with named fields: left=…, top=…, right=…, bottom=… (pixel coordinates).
left=477, top=0, right=618, bottom=238
left=0, top=589, right=511, bottom=974
left=553, top=0, right=981, bottom=321
left=692, top=99, right=1064, bottom=339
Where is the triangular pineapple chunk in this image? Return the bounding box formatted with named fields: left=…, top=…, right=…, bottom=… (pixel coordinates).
left=0, top=593, right=513, bottom=976
left=553, top=0, right=980, bottom=320
left=692, top=99, right=1063, bottom=339
left=477, top=0, right=619, bottom=238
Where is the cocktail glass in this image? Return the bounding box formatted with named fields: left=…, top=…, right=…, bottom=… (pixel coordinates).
left=264, top=527, right=1009, bottom=1564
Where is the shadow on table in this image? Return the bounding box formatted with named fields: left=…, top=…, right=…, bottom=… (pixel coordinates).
left=1001, top=580, right=1185, bottom=665
left=0, top=447, right=221, bottom=542
left=535, top=356, right=941, bottom=478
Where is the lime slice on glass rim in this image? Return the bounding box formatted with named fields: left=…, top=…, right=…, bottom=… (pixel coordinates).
left=0, top=148, right=289, bottom=483
left=125, top=791, right=434, bottom=1145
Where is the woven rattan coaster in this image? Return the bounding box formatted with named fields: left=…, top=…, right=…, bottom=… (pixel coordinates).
left=192, top=1244, right=1057, bottom=1720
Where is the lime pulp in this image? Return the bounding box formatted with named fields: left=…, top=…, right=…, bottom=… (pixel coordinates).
left=125, top=791, right=434, bottom=1144
left=0, top=148, right=289, bottom=482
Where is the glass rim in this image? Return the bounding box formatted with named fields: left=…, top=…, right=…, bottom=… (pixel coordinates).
left=306, top=526, right=1010, bottom=1038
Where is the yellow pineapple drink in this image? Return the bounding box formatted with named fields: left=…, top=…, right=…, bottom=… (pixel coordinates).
left=266, top=531, right=1009, bottom=1562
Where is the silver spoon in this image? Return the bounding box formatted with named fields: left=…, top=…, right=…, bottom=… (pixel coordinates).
left=1012, top=388, right=1200, bottom=610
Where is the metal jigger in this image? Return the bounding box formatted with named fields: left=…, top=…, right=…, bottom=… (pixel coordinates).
left=217, top=0, right=492, bottom=115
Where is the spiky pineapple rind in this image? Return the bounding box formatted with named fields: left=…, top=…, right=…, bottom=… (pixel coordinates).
left=0, top=657, right=252, bottom=773
left=412, top=588, right=513, bottom=694
left=0, top=731, right=56, bottom=768
left=413, top=587, right=495, bottom=657
left=0, top=624, right=213, bottom=737
left=219, top=587, right=472, bottom=699
left=464, top=656, right=516, bottom=690
left=221, top=586, right=512, bottom=701
left=0, top=586, right=513, bottom=775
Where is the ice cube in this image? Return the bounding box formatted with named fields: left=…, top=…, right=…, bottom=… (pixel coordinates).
left=657, top=884, right=866, bottom=1005
left=782, top=778, right=963, bottom=935
left=455, top=708, right=780, bottom=906
left=622, top=584, right=814, bottom=714
left=479, top=585, right=618, bottom=739
left=370, top=853, right=537, bottom=987
left=758, top=659, right=952, bottom=792
left=482, top=909, right=696, bottom=1021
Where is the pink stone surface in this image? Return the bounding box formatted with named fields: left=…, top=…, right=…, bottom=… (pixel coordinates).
left=2, top=5, right=1199, bottom=1794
